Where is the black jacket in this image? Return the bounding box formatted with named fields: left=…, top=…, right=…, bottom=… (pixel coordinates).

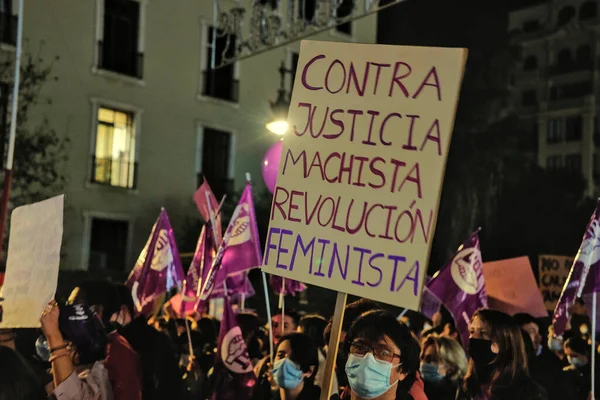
left=529, top=348, right=569, bottom=400
left=119, top=317, right=185, bottom=400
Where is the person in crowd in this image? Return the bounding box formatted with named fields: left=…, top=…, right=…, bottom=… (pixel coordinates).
left=113, top=284, right=185, bottom=400
left=269, top=332, right=321, bottom=400
left=40, top=301, right=113, bottom=400
left=273, top=309, right=300, bottom=346
left=299, top=314, right=339, bottom=397
left=514, top=313, right=566, bottom=400
left=325, top=299, right=380, bottom=390
left=462, top=309, right=547, bottom=400
left=546, top=325, right=568, bottom=367
left=68, top=281, right=142, bottom=400
left=342, top=310, right=426, bottom=400
left=420, top=335, right=468, bottom=399
left=0, top=346, right=47, bottom=400
left=561, top=336, right=597, bottom=400
left=238, top=312, right=264, bottom=365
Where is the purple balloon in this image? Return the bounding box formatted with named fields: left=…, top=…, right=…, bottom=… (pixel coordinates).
left=262, top=140, right=282, bottom=194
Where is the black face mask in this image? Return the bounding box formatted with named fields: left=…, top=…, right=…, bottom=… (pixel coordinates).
left=469, top=338, right=496, bottom=383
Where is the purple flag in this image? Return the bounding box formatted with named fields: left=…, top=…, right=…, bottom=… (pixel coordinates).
left=553, top=201, right=600, bottom=335
left=269, top=276, right=307, bottom=296
left=126, top=209, right=185, bottom=316
left=200, top=183, right=262, bottom=300
left=211, top=297, right=256, bottom=400
left=427, top=231, right=487, bottom=347
left=420, top=277, right=442, bottom=320
left=194, top=178, right=222, bottom=242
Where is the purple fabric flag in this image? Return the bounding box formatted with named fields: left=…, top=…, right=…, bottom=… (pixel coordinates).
left=194, top=178, right=222, bottom=242
left=126, top=209, right=185, bottom=316
left=200, top=183, right=262, bottom=300
left=211, top=297, right=256, bottom=400
left=420, top=277, right=442, bottom=321
left=209, top=272, right=256, bottom=302
left=553, top=201, right=600, bottom=335
left=269, top=275, right=307, bottom=296
left=427, top=231, right=487, bottom=347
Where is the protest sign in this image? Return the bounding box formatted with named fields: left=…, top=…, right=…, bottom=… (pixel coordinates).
left=262, top=40, right=467, bottom=310
left=483, top=256, right=547, bottom=318
left=0, top=195, right=64, bottom=328
left=539, top=255, right=573, bottom=312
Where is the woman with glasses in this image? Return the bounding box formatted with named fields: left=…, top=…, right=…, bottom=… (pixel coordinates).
left=342, top=310, right=426, bottom=400
left=268, top=332, right=321, bottom=400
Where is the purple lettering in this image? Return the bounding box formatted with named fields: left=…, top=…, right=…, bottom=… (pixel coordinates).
left=301, top=54, right=325, bottom=91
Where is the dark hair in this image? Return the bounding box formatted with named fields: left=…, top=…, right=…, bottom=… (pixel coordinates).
left=464, top=309, right=529, bottom=398
left=344, top=310, right=420, bottom=391
left=114, top=284, right=135, bottom=320
left=325, top=298, right=380, bottom=342
left=276, top=308, right=300, bottom=327
left=299, top=314, right=327, bottom=349
left=237, top=312, right=261, bottom=339
left=277, top=333, right=319, bottom=380
left=59, top=303, right=108, bottom=365
left=513, top=313, right=539, bottom=328
left=197, top=317, right=219, bottom=344
left=0, top=346, right=47, bottom=400
left=520, top=329, right=536, bottom=368
left=72, top=280, right=120, bottom=326
left=565, top=336, right=589, bottom=356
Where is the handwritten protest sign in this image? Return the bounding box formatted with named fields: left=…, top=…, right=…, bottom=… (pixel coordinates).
left=483, top=257, right=547, bottom=318
left=538, top=255, right=572, bottom=312
left=0, top=195, right=64, bottom=328
left=262, top=40, right=467, bottom=310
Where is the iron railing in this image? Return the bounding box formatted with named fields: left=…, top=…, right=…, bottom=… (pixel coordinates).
left=202, top=70, right=239, bottom=103
left=97, top=40, right=144, bottom=79
left=91, top=156, right=138, bottom=189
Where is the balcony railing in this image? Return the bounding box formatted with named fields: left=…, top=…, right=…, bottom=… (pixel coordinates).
left=0, top=12, right=17, bottom=45
left=97, top=40, right=144, bottom=79
left=91, top=156, right=138, bottom=189
left=202, top=70, right=239, bottom=103
left=197, top=173, right=233, bottom=199
left=548, top=62, right=593, bottom=76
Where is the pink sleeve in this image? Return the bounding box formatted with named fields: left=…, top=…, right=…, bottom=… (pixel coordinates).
left=53, top=363, right=113, bottom=400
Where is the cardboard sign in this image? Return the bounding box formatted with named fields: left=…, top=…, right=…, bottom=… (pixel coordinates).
left=262, top=40, right=467, bottom=310
left=538, top=255, right=573, bottom=312
left=0, top=195, right=64, bottom=328
left=483, top=256, right=547, bottom=318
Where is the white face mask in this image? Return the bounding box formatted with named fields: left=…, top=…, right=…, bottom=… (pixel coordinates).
left=548, top=337, right=563, bottom=352
left=568, top=356, right=587, bottom=368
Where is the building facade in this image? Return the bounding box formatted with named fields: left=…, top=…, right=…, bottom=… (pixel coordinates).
left=509, top=0, right=600, bottom=196
left=1, top=0, right=376, bottom=272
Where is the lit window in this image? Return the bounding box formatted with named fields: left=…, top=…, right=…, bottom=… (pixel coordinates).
left=92, top=107, right=137, bottom=188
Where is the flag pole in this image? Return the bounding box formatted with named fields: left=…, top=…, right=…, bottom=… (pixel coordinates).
left=592, top=291, right=597, bottom=399
left=0, top=0, right=24, bottom=255
left=279, top=278, right=286, bottom=335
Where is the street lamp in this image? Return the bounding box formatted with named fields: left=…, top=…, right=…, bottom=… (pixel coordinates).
left=266, top=60, right=292, bottom=135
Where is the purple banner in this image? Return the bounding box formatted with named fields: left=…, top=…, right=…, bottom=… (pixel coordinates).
left=211, top=297, right=255, bottom=400
left=553, top=201, right=600, bottom=336
left=269, top=275, right=307, bottom=296
left=200, top=183, right=262, bottom=300
left=427, top=230, right=487, bottom=347
left=126, top=209, right=185, bottom=316
left=420, top=277, right=441, bottom=320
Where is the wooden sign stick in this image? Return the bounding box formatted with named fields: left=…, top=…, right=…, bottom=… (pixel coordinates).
left=320, top=292, right=348, bottom=400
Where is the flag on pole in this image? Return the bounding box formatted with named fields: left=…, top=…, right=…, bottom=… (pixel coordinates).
left=126, top=209, right=185, bottom=316
left=200, top=183, right=262, bottom=300
left=194, top=178, right=222, bottom=244
left=553, top=201, right=600, bottom=335
left=427, top=230, right=487, bottom=347
left=269, top=276, right=307, bottom=296
left=420, top=277, right=442, bottom=321
left=211, top=297, right=256, bottom=400
left=211, top=272, right=256, bottom=302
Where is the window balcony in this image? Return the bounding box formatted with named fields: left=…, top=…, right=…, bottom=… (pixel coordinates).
left=0, top=12, right=17, bottom=45
left=202, top=70, right=239, bottom=103
left=197, top=174, right=233, bottom=199
left=91, top=156, right=138, bottom=189
left=97, top=40, right=144, bottom=79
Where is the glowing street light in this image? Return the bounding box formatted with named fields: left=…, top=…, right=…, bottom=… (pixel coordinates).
left=266, top=60, right=292, bottom=135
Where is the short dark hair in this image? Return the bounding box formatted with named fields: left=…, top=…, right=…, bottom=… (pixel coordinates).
left=513, top=313, right=538, bottom=328
left=344, top=310, right=420, bottom=380
left=277, top=333, right=319, bottom=380
left=276, top=308, right=300, bottom=327
left=114, top=284, right=135, bottom=320
left=0, top=346, right=47, bottom=400
left=299, top=314, right=328, bottom=349
left=565, top=336, right=589, bottom=356
left=324, top=298, right=380, bottom=342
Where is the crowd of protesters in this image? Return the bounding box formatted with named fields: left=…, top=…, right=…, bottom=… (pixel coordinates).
left=0, top=280, right=598, bottom=400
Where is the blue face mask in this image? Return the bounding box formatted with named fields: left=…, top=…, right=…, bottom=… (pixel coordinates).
left=345, top=353, right=400, bottom=399
left=272, top=358, right=304, bottom=389
left=420, top=362, right=444, bottom=383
